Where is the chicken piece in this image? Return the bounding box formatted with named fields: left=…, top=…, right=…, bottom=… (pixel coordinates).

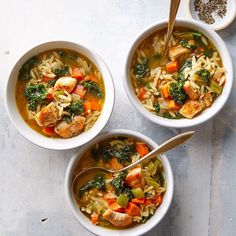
left=125, top=167, right=142, bottom=188
left=183, top=81, right=198, bottom=100
left=169, top=45, right=190, bottom=61
left=54, top=76, right=77, bottom=93
left=35, top=102, right=59, bottom=127
left=54, top=116, right=85, bottom=138
left=180, top=100, right=202, bottom=119
left=103, top=209, right=132, bottom=228
left=203, top=92, right=212, bottom=108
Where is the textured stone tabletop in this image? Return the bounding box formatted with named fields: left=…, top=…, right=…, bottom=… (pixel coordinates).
left=0, top=0, right=236, bottom=235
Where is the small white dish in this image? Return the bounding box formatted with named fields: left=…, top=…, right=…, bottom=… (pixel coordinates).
left=5, top=41, right=115, bottom=150
left=123, top=18, right=233, bottom=128
left=187, top=0, right=236, bottom=31
left=64, top=129, right=174, bottom=236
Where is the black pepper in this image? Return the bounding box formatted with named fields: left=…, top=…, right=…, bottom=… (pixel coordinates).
left=194, top=0, right=227, bottom=24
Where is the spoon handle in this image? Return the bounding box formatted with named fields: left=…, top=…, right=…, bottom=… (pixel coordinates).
left=164, top=0, right=181, bottom=55
left=120, top=131, right=194, bottom=172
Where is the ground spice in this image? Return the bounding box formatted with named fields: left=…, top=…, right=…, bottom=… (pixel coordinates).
left=194, top=0, right=227, bottom=24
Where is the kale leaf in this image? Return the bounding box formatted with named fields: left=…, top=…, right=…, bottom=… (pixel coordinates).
left=153, top=104, right=160, bottom=114
left=24, top=84, right=47, bottom=111
left=169, top=82, right=186, bottom=105
left=54, top=65, right=70, bottom=77
left=83, top=80, right=103, bottom=98
left=134, top=58, right=150, bottom=83
left=18, top=57, right=38, bottom=81
left=180, top=39, right=198, bottom=50
left=65, top=100, right=84, bottom=117
left=78, top=175, right=106, bottom=198
left=204, top=48, right=214, bottom=58
left=196, top=69, right=210, bottom=84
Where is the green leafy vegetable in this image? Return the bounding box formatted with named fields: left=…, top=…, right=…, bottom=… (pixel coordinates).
left=24, top=84, right=47, bottom=111
left=169, top=82, right=186, bottom=105
left=58, top=50, right=78, bottom=67
left=196, top=69, right=210, bottom=84
left=92, top=144, right=135, bottom=164
left=177, top=59, right=192, bottom=82
left=18, top=57, right=38, bottom=81
left=210, top=80, right=222, bottom=94
left=83, top=80, right=103, bottom=98
left=134, top=58, right=150, bottom=83
left=153, top=104, right=160, bottom=114
left=180, top=39, right=197, bottom=50
left=54, top=65, right=70, bottom=77
left=145, top=82, right=151, bottom=89
left=65, top=101, right=84, bottom=117
left=78, top=175, right=106, bottom=198
left=204, top=48, right=214, bottom=58
left=111, top=171, right=133, bottom=199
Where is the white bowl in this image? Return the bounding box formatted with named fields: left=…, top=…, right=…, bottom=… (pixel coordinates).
left=64, top=129, right=174, bottom=236
left=123, top=18, right=233, bottom=128
left=5, top=41, right=115, bottom=150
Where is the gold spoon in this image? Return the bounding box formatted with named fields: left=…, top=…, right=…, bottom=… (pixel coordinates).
left=164, top=0, right=181, bottom=55
left=72, top=131, right=195, bottom=191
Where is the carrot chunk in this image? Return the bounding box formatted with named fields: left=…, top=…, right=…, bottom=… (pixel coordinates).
left=109, top=202, right=126, bottom=213
left=166, top=61, right=178, bottom=73
left=167, top=100, right=180, bottom=110
left=83, top=101, right=92, bottom=114
left=125, top=202, right=141, bottom=216
left=71, top=68, right=84, bottom=80
left=131, top=198, right=145, bottom=204
left=136, top=143, right=149, bottom=157
left=161, top=83, right=170, bottom=99
left=138, top=87, right=146, bottom=101
left=42, top=127, right=56, bottom=136
left=108, top=157, right=123, bottom=170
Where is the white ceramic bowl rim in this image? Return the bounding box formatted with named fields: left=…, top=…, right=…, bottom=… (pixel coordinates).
left=64, top=129, right=174, bottom=236
left=5, top=41, right=115, bottom=150
left=123, top=18, right=233, bottom=128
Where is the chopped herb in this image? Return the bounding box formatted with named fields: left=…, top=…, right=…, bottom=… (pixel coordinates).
left=83, top=80, right=102, bottom=98
left=18, top=57, right=38, bottom=81
left=122, top=187, right=133, bottom=200
left=204, top=48, right=214, bottom=58
left=180, top=39, right=198, bottom=50
left=54, top=65, right=70, bottom=77
left=134, top=58, right=150, bottom=83
left=169, top=82, right=186, bottom=105
left=78, top=175, right=106, bottom=198
left=24, top=84, right=47, bottom=111
left=65, top=100, right=84, bottom=116
left=145, top=82, right=151, bottom=89
left=196, top=69, right=210, bottom=84
left=111, top=171, right=127, bottom=196
left=153, top=104, right=160, bottom=114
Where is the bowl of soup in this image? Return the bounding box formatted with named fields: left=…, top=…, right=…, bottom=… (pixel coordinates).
left=123, top=18, right=233, bottom=128
left=5, top=41, right=115, bottom=150
left=65, top=129, right=174, bottom=236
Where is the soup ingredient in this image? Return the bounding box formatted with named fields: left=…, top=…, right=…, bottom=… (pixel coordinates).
left=134, top=58, right=150, bottom=83
left=65, top=101, right=84, bottom=116
left=194, top=0, right=227, bottom=25
left=42, top=127, right=56, bottom=136
left=103, top=209, right=133, bottom=227
left=125, top=167, right=142, bottom=188
left=71, top=68, right=84, bottom=80
left=35, top=102, right=59, bottom=127
left=54, top=116, right=85, bottom=138
left=135, top=143, right=149, bottom=157
left=54, top=77, right=77, bottom=93
left=195, top=69, right=210, bottom=84
left=166, top=61, right=179, bottom=73
left=24, top=84, right=48, bottom=111
left=183, top=81, right=198, bottom=100
left=179, top=100, right=202, bottom=119
left=54, top=66, right=70, bottom=77
left=169, top=45, right=190, bottom=61
left=169, top=82, right=187, bottom=105
left=78, top=175, right=106, bottom=198
left=18, top=57, right=38, bottom=81
left=117, top=194, right=129, bottom=207
left=125, top=202, right=141, bottom=216
left=83, top=80, right=103, bottom=98
left=210, top=80, right=222, bottom=94
left=131, top=187, right=144, bottom=198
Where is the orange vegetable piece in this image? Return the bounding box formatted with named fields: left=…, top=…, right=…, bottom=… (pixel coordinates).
left=131, top=198, right=145, bottom=204
left=125, top=202, right=141, bottom=216
left=71, top=68, right=84, bottom=80
left=161, top=83, right=170, bottom=99
left=136, top=143, right=149, bottom=157
left=151, top=195, right=163, bottom=205
left=108, top=157, right=123, bottom=170
left=43, top=76, right=52, bottom=82
left=144, top=199, right=152, bottom=206
left=91, top=212, right=99, bottom=225
left=166, top=61, right=178, bottom=73
left=167, top=100, right=180, bottom=110
left=103, top=194, right=116, bottom=205
left=90, top=96, right=101, bottom=111
left=109, top=202, right=126, bottom=213
left=42, top=127, right=56, bottom=136
left=83, top=101, right=92, bottom=114
left=73, top=85, right=85, bottom=98
left=138, top=87, right=146, bottom=101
